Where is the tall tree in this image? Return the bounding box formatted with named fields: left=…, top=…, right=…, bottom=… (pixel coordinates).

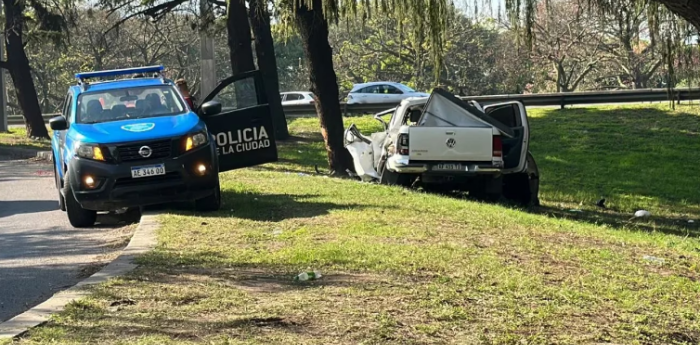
left=492, top=0, right=697, bottom=79
left=250, top=0, right=290, bottom=139
left=593, top=0, right=665, bottom=89
left=2, top=0, right=72, bottom=139
left=280, top=0, right=452, bottom=175
left=99, top=0, right=289, bottom=139
left=226, top=0, right=255, bottom=74
left=530, top=0, right=601, bottom=92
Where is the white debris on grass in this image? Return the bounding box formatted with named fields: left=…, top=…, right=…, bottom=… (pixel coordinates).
left=634, top=210, right=651, bottom=218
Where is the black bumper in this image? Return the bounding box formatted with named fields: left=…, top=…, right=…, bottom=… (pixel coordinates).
left=67, top=143, right=218, bottom=211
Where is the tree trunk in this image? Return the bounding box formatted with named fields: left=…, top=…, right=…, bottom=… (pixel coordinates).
left=226, top=0, right=258, bottom=110
left=226, top=0, right=255, bottom=74
left=249, top=0, right=289, bottom=140
left=3, top=0, right=48, bottom=139
left=660, top=0, right=700, bottom=32
left=294, top=0, right=354, bottom=175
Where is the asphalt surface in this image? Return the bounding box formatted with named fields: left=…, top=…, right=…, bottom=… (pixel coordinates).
left=0, top=156, right=135, bottom=323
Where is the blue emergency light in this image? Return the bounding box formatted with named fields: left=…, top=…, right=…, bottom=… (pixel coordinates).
left=75, top=65, right=166, bottom=90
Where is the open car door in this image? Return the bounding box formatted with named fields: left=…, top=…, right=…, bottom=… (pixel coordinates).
left=483, top=101, right=529, bottom=172
left=198, top=70, right=278, bottom=172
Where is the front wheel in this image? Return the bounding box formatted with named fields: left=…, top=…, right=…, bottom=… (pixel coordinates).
left=195, top=178, right=221, bottom=212
left=63, top=172, right=97, bottom=228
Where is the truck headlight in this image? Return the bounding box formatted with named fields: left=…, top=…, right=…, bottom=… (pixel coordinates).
left=184, top=131, right=208, bottom=152
left=76, top=144, right=106, bottom=161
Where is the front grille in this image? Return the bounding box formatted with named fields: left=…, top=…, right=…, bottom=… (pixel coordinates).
left=114, top=172, right=182, bottom=188
left=116, top=139, right=172, bottom=162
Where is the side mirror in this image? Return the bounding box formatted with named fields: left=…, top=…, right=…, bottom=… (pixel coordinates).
left=49, top=116, right=68, bottom=131
left=200, top=100, right=222, bottom=116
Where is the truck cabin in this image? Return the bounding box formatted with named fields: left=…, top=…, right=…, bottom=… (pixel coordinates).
left=404, top=105, right=424, bottom=126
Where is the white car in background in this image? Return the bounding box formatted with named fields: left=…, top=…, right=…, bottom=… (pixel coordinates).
left=280, top=91, right=315, bottom=105
left=346, top=81, right=430, bottom=104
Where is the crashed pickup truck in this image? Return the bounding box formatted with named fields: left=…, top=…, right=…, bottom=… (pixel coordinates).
left=343, top=88, right=540, bottom=206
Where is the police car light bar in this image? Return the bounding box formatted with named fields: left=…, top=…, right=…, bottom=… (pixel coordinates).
left=75, top=65, right=165, bottom=84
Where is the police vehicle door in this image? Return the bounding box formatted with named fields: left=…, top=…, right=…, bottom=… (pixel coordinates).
left=198, top=70, right=278, bottom=172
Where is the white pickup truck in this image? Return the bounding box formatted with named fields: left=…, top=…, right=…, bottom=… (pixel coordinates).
left=344, top=88, right=540, bottom=206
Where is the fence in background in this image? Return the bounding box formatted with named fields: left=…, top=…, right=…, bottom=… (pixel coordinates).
left=8, top=88, right=700, bottom=125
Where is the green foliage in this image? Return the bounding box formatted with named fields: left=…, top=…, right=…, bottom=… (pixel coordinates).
left=331, top=10, right=530, bottom=95
left=276, top=0, right=454, bottom=80
left=10, top=104, right=700, bottom=344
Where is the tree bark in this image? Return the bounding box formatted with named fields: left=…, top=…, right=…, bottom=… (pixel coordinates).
left=226, top=0, right=255, bottom=74
left=659, top=0, right=700, bottom=32
left=294, top=0, right=354, bottom=175
left=3, top=0, right=48, bottom=139
left=225, top=0, right=258, bottom=111
left=249, top=0, right=290, bottom=140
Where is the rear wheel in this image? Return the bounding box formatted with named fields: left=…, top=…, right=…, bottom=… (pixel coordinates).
left=63, top=172, right=97, bottom=228
left=503, top=173, right=540, bottom=207
left=379, top=166, right=414, bottom=187
left=503, top=153, right=540, bottom=207
left=195, top=178, right=221, bottom=212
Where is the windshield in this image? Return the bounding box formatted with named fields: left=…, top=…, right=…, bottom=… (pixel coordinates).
left=396, top=84, right=416, bottom=93
left=77, top=85, right=186, bottom=124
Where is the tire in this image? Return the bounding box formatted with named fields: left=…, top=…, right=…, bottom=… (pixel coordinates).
left=503, top=173, right=540, bottom=207
left=195, top=178, right=221, bottom=212
left=53, top=163, right=66, bottom=211
left=503, top=153, right=541, bottom=207
left=379, top=166, right=414, bottom=187
left=63, top=172, right=97, bottom=228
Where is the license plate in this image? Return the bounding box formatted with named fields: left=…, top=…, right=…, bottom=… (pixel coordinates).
left=434, top=163, right=464, bottom=171
left=131, top=164, right=165, bottom=178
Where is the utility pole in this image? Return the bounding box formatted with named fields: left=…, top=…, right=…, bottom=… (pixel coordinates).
left=0, top=0, right=7, bottom=132
left=199, top=0, right=216, bottom=98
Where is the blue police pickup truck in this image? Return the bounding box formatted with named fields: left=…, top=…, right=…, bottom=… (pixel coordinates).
left=49, top=66, right=278, bottom=227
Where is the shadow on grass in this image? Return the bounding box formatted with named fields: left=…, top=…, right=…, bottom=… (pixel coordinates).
left=151, top=190, right=378, bottom=222
left=39, top=314, right=306, bottom=343
left=219, top=190, right=377, bottom=221
left=531, top=205, right=700, bottom=237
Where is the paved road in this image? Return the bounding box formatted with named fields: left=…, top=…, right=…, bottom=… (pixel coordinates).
left=0, top=156, right=135, bottom=323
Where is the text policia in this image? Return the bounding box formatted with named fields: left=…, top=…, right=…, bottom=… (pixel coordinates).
left=215, top=126, right=271, bottom=155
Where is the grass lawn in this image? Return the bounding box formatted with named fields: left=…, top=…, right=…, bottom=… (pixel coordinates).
left=0, top=127, right=51, bottom=150
left=7, top=104, right=700, bottom=344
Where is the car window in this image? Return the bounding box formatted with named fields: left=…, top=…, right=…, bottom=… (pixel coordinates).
left=362, top=86, right=380, bottom=94
left=210, top=76, right=259, bottom=112
left=386, top=85, right=403, bottom=94
left=280, top=93, right=287, bottom=101
left=76, top=85, right=186, bottom=124
left=62, top=93, right=74, bottom=123
left=285, top=93, right=303, bottom=101
left=396, top=84, right=416, bottom=93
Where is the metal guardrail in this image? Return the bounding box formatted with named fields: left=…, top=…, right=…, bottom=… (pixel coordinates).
left=7, top=87, right=700, bottom=125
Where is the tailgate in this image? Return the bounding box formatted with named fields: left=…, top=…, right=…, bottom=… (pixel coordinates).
left=408, top=127, right=494, bottom=162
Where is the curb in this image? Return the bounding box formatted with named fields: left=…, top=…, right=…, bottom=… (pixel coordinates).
left=0, top=211, right=160, bottom=339
left=0, top=147, right=52, bottom=161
